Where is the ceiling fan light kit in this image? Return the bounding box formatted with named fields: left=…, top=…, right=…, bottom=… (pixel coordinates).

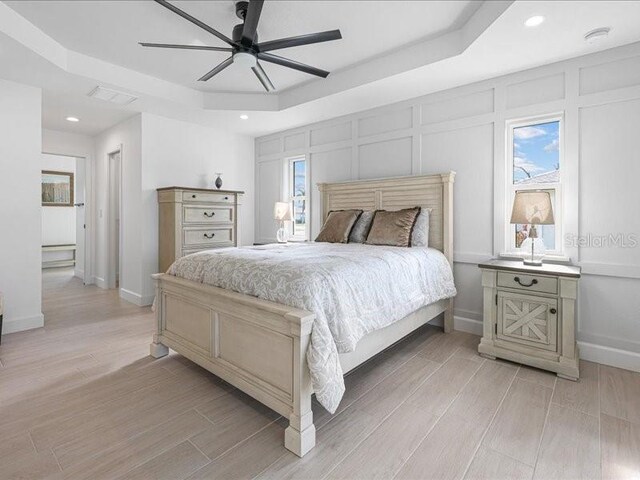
left=140, top=0, right=342, bottom=91
left=233, top=52, right=257, bottom=68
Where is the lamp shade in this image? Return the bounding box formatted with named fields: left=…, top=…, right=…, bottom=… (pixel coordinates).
left=510, top=191, right=555, bottom=225
left=274, top=202, right=292, bottom=221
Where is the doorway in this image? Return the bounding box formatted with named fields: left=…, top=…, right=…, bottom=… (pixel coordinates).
left=107, top=149, right=122, bottom=290
left=41, top=154, right=88, bottom=284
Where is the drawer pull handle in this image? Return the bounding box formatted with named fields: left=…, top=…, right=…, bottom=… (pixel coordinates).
left=550, top=308, right=557, bottom=315
left=203, top=211, right=215, bottom=217
left=514, top=276, right=538, bottom=287
left=192, top=194, right=196, bottom=198
left=224, top=196, right=229, bottom=200
left=203, top=233, right=215, bottom=239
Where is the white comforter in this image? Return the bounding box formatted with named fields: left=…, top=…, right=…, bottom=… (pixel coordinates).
left=168, top=243, right=456, bottom=413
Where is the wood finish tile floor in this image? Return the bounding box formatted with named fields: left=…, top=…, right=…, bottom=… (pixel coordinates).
left=1, top=268, right=639, bottom=479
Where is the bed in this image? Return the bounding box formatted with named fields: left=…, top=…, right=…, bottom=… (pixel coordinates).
left=149, top=172, right=456, bottom=457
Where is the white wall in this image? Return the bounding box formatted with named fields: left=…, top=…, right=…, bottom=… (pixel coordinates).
left=41, top=154, right=76, bottom=264
left=140, top=113, right=255, bottom=303
left=92, top=113, right=254, bottom=306
left=42, top=129, right=95, bottom=281
left=0, top=79, right=43, bottom=333
left=255, top=42, right=640, bottom=372
left=94, top=115, right=143, bottom=301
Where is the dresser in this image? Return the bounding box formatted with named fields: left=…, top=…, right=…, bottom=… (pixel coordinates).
left=478, top=259, right=581, bottom=380
left=157, top=187, right=243, bottom=272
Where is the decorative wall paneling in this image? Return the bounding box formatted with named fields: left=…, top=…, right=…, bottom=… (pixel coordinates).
left=255, top=43, right=640, bottom=371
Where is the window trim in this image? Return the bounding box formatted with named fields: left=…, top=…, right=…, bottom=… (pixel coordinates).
left=288, top=155, right=309, bottom=241
left=503, top=113, right=565, bottom=259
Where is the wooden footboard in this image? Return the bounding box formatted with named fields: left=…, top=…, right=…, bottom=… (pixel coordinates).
left=150, top=272, right=317, bottom=457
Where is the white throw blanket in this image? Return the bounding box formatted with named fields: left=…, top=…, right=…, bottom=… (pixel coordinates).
left=168, top=243, right=456, bottom=413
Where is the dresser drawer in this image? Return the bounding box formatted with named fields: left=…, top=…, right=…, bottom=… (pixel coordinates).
left=497, top=271, right=557, bottom=295
left=497, top=291, right=558, bottom=352
left=183, top=205, right=234, bottom=224
left=183, top=191, right=234, bottom=203
left=183, top=227, right=234, bottom=247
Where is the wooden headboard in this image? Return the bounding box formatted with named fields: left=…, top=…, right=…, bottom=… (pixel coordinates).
left=317, top=172, right=456, bottom=265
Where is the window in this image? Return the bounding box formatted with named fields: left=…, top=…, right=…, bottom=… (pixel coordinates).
left=289, top=157, right=307, bottom=240
left=506, top=116, right=563, bottom=255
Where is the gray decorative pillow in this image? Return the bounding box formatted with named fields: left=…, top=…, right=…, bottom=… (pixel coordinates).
left=315, top=210, right=362, bottom=243
left=348, top=210, right=375, bottom=243
left=411, top=208, right=431, bottom=247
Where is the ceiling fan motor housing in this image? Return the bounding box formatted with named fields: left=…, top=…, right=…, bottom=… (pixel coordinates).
left=232, top=23, right=257, bottom=47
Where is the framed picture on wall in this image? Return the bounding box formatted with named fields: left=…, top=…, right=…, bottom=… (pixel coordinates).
left=42, top=170, right=74, bottom=207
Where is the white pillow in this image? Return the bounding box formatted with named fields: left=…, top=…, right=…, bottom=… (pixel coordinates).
left=411, top=208, right=430, bottom=247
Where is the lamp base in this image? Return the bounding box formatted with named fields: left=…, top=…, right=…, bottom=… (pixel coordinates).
left=522, top=258, right=543, bottom=266
left=276, top=227, right=288, bottom=244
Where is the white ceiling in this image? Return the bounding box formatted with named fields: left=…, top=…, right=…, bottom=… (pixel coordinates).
left=6, top=0, right=480, bottom=93
left=2, top=1, right=640, bottom=137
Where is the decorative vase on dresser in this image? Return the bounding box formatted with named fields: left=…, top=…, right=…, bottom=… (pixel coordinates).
left=157, top=187, right=243, bottom=272
left=478, top=259, right=581, bottom=380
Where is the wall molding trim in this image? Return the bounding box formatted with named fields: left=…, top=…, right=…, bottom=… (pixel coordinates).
left=579, top=262, right=640, bottom=280
left=453, top=315, right=483, bottom=336
left=120, top=288, right=153, bottom=307
left=2, top=313, right=44, bottom=334
left=94, top=276, right=107, bottom=289
left=578, top=341, right=640, bottom=373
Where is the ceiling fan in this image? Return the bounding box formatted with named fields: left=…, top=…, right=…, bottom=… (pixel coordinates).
left=140, top=0, right=342, bottom=92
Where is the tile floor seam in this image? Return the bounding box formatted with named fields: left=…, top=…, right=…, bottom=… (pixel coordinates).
left=459, top=364, right=521, bottom=478
left=530, top=375, right=556, bottom=479
left=389, top=357, right=488, bottom=480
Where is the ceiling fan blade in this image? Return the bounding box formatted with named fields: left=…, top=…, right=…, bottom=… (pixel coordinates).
left=255, top=30, right=342, bottom=53
left=139, top=42, right=233, bottom=52
left=252, top=62, right=275, bottom=92
left=153, top=0, right=235, bottom=46
left=241, top=0, right=264, bottom=47
left=257, top=53, right=329, bottom=78
left=198, top=57, right=234, bottom=82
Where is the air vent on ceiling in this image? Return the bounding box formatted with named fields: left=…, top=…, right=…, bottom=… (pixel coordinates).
left=88, top=86, right=138, bottom=105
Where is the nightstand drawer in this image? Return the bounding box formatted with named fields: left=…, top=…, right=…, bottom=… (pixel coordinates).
left=497, top=291, right=558, bottom=352
left=497, top=272, right=557, bottom=295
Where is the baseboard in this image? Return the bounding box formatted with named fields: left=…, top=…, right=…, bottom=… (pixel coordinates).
left=94, top=276, right=107, bottom=289
left=578, top=341, right=640, bottom=373
left=2, top=313, right=44, bottom=334
left=451, top=315, right=640, bottom=373
left=74, top=269, right=84, bottom=280
left=454, top=315, right=483, bottom=335
left=119, top=288, right=154, bottom=307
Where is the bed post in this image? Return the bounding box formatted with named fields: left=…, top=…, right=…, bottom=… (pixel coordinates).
left=441, top=172, right=456, bottom=333
left=150, top=273, right=169, bottom=358
left=284, top=311, right=316, bottom=457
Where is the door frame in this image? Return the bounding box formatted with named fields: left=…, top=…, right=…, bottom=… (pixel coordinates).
left=41, top=151, right=93, bottom=285
left=107, top=146, right=123, bottom=291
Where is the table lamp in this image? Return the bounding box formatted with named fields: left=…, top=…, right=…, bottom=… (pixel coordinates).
left=274, top=202, right=292, bottom=243
left=510, top=190, right=555, bottom=265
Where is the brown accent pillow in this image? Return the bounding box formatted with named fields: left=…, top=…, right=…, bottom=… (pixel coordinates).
left=365, top=207, right=421, bottom=247
left=315, top=210, right=363, bottom=243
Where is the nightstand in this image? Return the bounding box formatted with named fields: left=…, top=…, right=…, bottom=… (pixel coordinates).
left=478, top=259, right=581, bottom=380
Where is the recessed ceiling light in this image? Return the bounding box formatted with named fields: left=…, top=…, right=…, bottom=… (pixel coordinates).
left=240, top=114, right=249, bottom=120
left=585, top=27, right=610, bottom=44
left=65, top=116, right=80, bottom=122
left=525, top=15, right=545, bottom=27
